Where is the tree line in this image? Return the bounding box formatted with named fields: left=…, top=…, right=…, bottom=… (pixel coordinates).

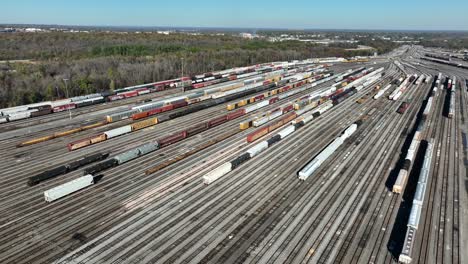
left=0, top=32, right=378, bottom=108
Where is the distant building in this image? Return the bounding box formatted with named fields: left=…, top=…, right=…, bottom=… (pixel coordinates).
left=240, top=33, right=254, bottom=39
left=25, top=28, right=44, bottom=32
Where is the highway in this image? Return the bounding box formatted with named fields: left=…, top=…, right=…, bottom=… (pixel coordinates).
left=0, top=48, right=466, bottom=264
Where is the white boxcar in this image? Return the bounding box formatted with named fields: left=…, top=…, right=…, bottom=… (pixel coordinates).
left=253, top=116, right=269, bottom=127
left=269, top=110, right=283, bottom=120
left=8, top=111, right=31, bottom=121
left=247, top=141, right=269, bottom=157
left=423, top=97, right=433, bottom=116
left=245, top=104, right=259, bottom=113
left=256, top=101, right=269, bottom=109
left=413, top=182, right=426, bottom=206
left=104, top=125, right=132, bottom=139
left=393, top=169, right=408, bottom=193
left=405, top=139, right=420, bottom=162
left=44, top=175, right=94, bottom=202
left=342, top=124, right=357, bottom=140
left=407, top=204, right=422, bottom=229
left=277, top=125, right=295, bottom=139
left=203, top=162, right=232, bottom=185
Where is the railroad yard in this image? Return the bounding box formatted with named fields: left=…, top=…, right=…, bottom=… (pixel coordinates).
left=0, top=45, right=467, bottom=264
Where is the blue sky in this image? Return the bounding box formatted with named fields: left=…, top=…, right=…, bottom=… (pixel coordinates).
left=2, top=0, right=468, bottom=30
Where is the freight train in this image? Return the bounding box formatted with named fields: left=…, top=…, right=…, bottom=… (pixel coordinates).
left=399, top=140, right=434, bottom=263
left=1, top=61, right=307, bottom=124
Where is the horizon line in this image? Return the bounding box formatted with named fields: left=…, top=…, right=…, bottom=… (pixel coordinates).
left=1, top=23, right=468, bottom=33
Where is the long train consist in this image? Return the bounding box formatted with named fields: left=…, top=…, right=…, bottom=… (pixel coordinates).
left=391, top=73, right=439, bottom=193
left=399, top=140, right=434, bottom=263
left=39, top=65, right=384, bottom=201
left=202, top=67, right=386, bottom=185
left=298, top=121, right=362, bottom=180
left=67, top=68, right=333, bottom=151
left=0, top=61, right=304, bottom=124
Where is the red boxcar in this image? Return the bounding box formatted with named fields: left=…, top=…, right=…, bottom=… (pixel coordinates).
left=186, top=123, right=209, bottom=137
left=255, top=94, right=265, bottom=101
left=158, top=131, right=187, bottom=147
left=161, top=105, right=174, bottom=112
left=229, top=75, right=237, bottom=81
left=121, top=91, right=138, bottom=98
left=282, top=104, right=294, bottom=113
left=67, top=137, right=92, bottom=151
left=247, top=127, right=269, bottom=143
left=226, top=109, right=245, bottom=120
left=208, top=115, right=228, bottom=128
left=108, top=95, right=125, bottom=101
left=148, top=107, right=163, bottom=116
left=193, top=83, right=205, bottom=89
left=132, top=111, right=149, bottom=120
left=282, top=85, right=292, bottom=92
left=172, top=100, right=188, bottom=109
left=53, top=103, right=76, bottom=113
left=269, top=97, right=279, bottom=104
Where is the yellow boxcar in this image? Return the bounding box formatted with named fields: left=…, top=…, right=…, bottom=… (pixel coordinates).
left=90, top=134, right=107, bottom=144
left=226, top=104, right=236, bottom=111
left=240, top=122, right=250, bottom=130
left=131, top=118, right=158, bottom=131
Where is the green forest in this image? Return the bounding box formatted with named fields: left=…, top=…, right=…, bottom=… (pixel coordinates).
left=0, top=32, right=385, bottom=108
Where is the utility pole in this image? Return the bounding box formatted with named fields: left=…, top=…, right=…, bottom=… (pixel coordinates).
left=63, top=78, right=72, bottom=120
left=181, top=57, right=185, bottom=77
